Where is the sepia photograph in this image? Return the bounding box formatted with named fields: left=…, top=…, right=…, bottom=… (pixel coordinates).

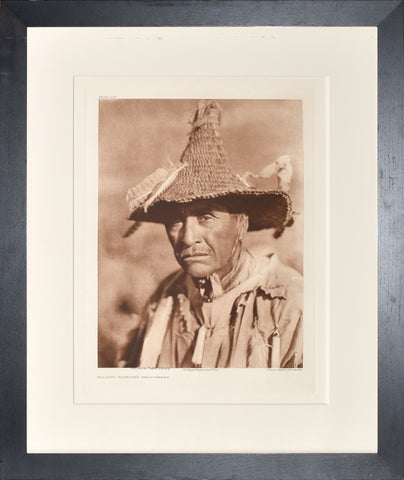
left=98, top=98, right=304, bottom=369
left=22, top=17, right=389, bottom=462
left=17, top=9, right=391, bottom=464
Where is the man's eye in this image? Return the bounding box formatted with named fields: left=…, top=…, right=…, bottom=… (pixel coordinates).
left=167, top=219, right=183, bottom=230
left=198, top=214, right=213, bottom=223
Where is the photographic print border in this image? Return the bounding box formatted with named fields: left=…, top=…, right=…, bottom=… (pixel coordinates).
left=0, top=1, right=403, bottom=479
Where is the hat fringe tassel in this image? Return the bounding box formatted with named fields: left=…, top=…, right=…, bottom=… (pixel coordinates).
left=143, top=162, right=188, bottom=212
left=123, top=221, right=142, bottom=238
left=241, top=155, right=293, bottom=193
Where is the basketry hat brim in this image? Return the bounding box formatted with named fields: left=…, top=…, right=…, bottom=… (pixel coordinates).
left=129, top=183, right=292, bottom=232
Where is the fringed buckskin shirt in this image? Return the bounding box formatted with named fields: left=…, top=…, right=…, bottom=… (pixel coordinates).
left=122, top=253, right=303, bottom=368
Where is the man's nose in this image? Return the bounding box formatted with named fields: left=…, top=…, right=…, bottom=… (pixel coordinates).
left=180, top=217, right=201, bottom=247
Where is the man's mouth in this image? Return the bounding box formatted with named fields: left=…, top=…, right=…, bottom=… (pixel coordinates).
left=179, top=252, right=210, bottom=260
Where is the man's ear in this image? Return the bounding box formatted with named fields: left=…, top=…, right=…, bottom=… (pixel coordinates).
left=237, top=214, right=249, bottom=241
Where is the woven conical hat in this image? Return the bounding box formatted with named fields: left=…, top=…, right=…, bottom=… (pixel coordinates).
left=128, top=100, right=293, bottom=233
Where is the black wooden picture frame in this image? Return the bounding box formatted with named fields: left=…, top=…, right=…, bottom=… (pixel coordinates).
left=0, top=1, right=403, bottom=479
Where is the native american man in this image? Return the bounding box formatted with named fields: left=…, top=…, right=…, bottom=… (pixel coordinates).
left=121, top=100, right=302, bottom=368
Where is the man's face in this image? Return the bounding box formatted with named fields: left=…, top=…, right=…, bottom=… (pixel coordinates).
left=165, top=200, right=247, bottom=279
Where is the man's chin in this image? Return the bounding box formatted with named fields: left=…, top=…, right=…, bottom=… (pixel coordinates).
left=179, top=262, right=215, bottom=279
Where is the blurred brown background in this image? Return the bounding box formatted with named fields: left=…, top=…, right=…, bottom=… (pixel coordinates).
left=98, top=99, right=303, bottom=367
